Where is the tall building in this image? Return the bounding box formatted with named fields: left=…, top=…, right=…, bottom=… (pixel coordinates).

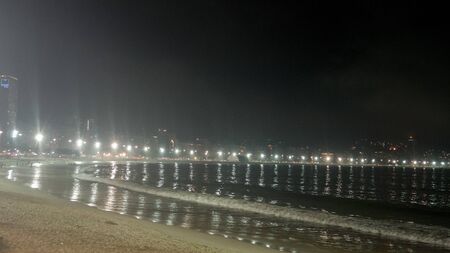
left=0, top=74, right=18, bottom=145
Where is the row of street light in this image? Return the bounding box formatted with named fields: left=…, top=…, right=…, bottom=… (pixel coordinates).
left=2, top=131, right=448, bottom=167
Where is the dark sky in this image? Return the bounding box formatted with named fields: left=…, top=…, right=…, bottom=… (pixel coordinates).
left=1, top=1, right=449, bottom=148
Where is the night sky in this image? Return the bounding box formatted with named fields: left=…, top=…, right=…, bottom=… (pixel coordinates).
left=1, top=1, right=449, bottom=148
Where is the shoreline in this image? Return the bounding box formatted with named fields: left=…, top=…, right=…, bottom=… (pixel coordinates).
left=0, top=169, right=338, bottom=253
left=1, top=156, right=448, bottom=170
left=0, top=161, right=445, bottom=253
left=0, top=177, right=286, bottom=253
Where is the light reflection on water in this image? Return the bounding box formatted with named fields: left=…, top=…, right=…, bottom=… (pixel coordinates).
left=97, top=163, right=450, bottom=213
left=4, top=164, right=450, bottom=253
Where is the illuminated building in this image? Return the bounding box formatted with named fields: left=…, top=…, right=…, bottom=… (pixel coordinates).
left=0, top=74, right=18, bottom=146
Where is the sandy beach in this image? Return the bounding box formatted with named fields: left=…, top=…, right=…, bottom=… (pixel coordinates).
left=0, top=177, right=287, bottom=253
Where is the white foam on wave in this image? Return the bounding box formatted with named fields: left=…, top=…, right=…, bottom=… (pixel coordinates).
left=76, top=171, right=450, bottom=249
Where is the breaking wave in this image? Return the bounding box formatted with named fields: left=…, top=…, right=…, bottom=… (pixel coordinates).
left=76, top=170, right=450, bottom=249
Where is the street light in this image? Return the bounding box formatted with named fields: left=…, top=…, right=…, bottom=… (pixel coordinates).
left=126, top=145, right=132, bottom=152
left=94, top=141, right=101, bottom=150
left=111, top=142, right=118, bottom=150
left=217, top=151, right=223, bottom=157
left=159, top=147, right=165, bottom=154
left=76, top=139, right=83, bottom=148
left=34, top=133, right=44, bottom=143
left=175, top=148, right=180, bottom=155
left=11, top=129, right=19, bottom=139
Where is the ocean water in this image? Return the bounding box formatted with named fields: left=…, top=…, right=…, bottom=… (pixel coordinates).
left=4, top=162, right=450, bottom=253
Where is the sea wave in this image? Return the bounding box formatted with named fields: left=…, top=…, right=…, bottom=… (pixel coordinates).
left=76, top=170, right=450, bottom=249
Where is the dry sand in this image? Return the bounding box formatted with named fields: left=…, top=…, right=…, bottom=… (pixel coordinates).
left=0, top=178, right=286, bottom=253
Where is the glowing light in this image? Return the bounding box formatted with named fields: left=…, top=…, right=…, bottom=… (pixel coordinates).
left=143, top=146, right=150, bottom=152
left=337, top=157, right=342, bottom=162
left=189, top=150, right=194, bottom=155
left=349, top=158, right=354, bottom=162
left=314, top=156, right=318, bottom=161
left=11, top=129, right=19, bottom=138
left=325, top=156, right=331, bottom=162
left=217, top=151, right=223, bottom=157
left=111, top=142, right=118, bottom=150
left=402, top=160, right=407, bottom=164
left=412, top=161, right=417, bottom=165
left=301, top=156, right=306, bottom=161
left=441, top=162, right=446, bottom=166
left=246, top=153, right=252, bottom=158
left=159, top=147, right=165, bottom=154
left=432, top=161, right=436, bottom=165
left=274, top=154, right=279, bottom=159
left=260, top=153, right=265, bottom=159
left=288, top=155, right=293, bottom=160
left=175, top=148, right=180, bottom=154
left=94, top=141, right=101, bottom=149
left=232, top=152, right=237, bottom=157
left=76, top=139, right=83, bottom=148
left=126, top=145, right=132, bottom=152
left=371, top=159, right=376, bottom=163
left=34, top=133, right=44, bottom=142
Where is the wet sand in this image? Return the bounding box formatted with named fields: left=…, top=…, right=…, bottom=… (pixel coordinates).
left=0, top=178, right=287, bottom=253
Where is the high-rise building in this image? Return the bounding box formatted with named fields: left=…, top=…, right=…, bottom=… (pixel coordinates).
left=0, top=74, right=18, bottom=145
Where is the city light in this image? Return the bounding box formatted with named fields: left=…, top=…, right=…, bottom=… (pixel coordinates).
left=337, top=157, right=342, bottom=162
left=301, top=156, right=306, bottom=161
left=159, top=147, right=165, bottom=154
left=94, top=141, right=101, bottom=149
left=143, top=146, right=150, bottom=152
left=403, top=160, right=407, bottom=164
left=314, top=156, right=318, bottom=161
left=111, top=142, right=118, bottom=150
left=11, top=129, right=19, bottom=138
left=217, top=151, right=223, bottom=157
left=288, top=155, right=293, bottom=160
left=175, top=148, right=180, bottom=154
left=34, top=133, right=44, bottom=142
left=260, top=153, right=265, bottom=159
left=189, top=150, right=194, bottom=155
left=126, top=145, right=132, bottom=152
left=274, top=154, right=279, bottom=159
left=246, top=153, right=252, bottom=159
left=232, top=152, right=237, bottom=157
left=76, top=139, right=83, bottom=148
left=325, top=156, right=331, bottom=162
